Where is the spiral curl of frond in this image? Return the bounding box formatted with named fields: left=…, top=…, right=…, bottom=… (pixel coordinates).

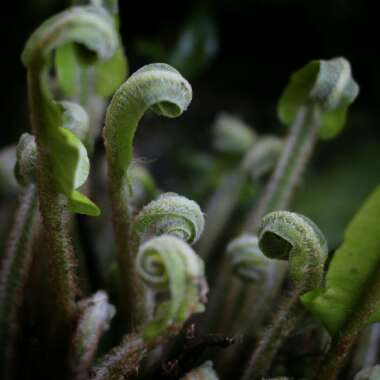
left=104, top=63, right=192, bottom=182
left=258, top=211, right=328, bottom=288
left=136, top=235, right=207, bottom=340
left=227, top=234, right=272, bottom=282
left=132, top=192, right=205, bottom=245
left=212, top=112, right=256, bottom=155
left=242, top=136, right=283, bottom=180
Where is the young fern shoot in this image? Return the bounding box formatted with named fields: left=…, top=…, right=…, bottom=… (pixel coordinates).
left=91, top=193, right=205, bottom=379
left=131, top=192, right=205, bottom=246
left=57, top=1, right=128, bottom=149
left=92, top=235, right=207, bottom=380
left=227, top=234, right=272, bottom=283
left=136, top=235, right=207, bottom=340
left=245, top=57, right=359, bottom=232
left=129, top=192, right=205, bottom=323
left=22, top=5, right=119, bottom=320
left=212, top=113, right=256, bottom=155
left=242, top=211, right=328, bottom=380
left=103, top=64, right=192, bottom=327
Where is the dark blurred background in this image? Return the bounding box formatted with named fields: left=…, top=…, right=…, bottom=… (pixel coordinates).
left=2, top=0, right=380, bottom=245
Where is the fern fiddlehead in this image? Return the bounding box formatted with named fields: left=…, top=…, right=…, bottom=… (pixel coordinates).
left=242, top=211, right=328, bottom=380
left=227, top=234, right=272, bottom=282
left=128, top=192, right=205, bottom=324
left=58, top=1, right=128, bottom=149
left=242, top=136, right=283, bottom=182
left=136, top=235, right=207, bottom=339
left=212, top=112, right=256, bottom=155
left=132, top=192, right=204, bottom=245
left=103, top=64, right=192, bottom=326
left=90, top=192, right=205, bottom=379
left=22, top=5, right=119, bottom=319
left=244, top=57, right=359, bottom=232
left=91, top=235, right=207, bottom=380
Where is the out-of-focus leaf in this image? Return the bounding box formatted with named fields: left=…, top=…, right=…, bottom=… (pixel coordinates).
left=168, top=8, right=218, bottom=78
left=135, top=8, right=218, bottom=78
left=94, top=47, right=128, bottom=96
left=55, top=3, right=127, bottom=98
left=212, top=112, right=256, bottom=155
left=55, top=43, right=78, bottom=97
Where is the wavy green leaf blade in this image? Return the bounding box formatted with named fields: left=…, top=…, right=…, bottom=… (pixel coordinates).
left=50, top=124, right=100, bottom=216
left=68, top=190, right=101, bottom=216
left=22, top=5, right=121, bottom=216
left=40, top=99, right=98, bottom=216
left=278, top=61, right=319, bottom=126
left=94, top=47, right=128, bottom=96
left=21, top=6, right=118, bottom=66
left=54, top=6, right=127, bottom=99
left=301, top=185, right=380, bottom=335
left=55, top=43, right=78, bottom=97
left=278, top=57, right=359, bottom=139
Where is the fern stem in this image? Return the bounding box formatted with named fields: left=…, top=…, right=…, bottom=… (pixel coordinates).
left=244, top=107, right=319, bottom=232
left=316, top=328, right=360, bottom=380
left=242, top=288, right=305, bottom=380
left=103, top=64, right=192, bottom=327
left=0, top=185, right=38, bottom=379
left=198, top=171, right=246, bottom=260
left=241, top=211, right=328, bottom=380
left=27, top=66, right=78, bottom=321
left=92, top=333, right=156, bottom=380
